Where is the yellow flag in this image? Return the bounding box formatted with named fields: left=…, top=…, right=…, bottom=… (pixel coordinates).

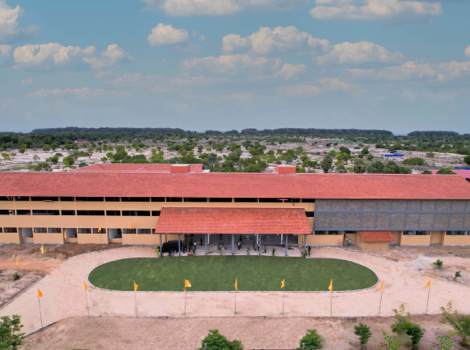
left=134, top=280, right=138, bottom=292
left=83, top=280, right=88, bottom=291
left=15, top=258, right=18, bottom=267
left=37, top=288, right=43, bottom=298
left=281, top=279, right=285, bottom=289
left=235, top=278, right=238, bottom=291
left=130, top=223, right=134, bottom=229
left=380, top=280, right=384, bottom=293
left=40, top=245, right=44, bottom=254
left=185, top=279, right=191, bottom=288
left=424, top=280, right=431, bottom=289
left=98, top=226, right=102, bottom=233
left=328, top=279, right=333, bottom=292
left=64, top=230, right=67, bottom=240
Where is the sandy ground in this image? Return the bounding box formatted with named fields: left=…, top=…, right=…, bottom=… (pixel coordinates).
left=0, top=269, right=42, bottom=308
left=2, top=245, right=470, bottom=336
left=20, top=315, right=467, bottom=350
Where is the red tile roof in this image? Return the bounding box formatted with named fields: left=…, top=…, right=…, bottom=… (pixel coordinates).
left=359, top=231, right=395, bottom=243
left=154, top=207, right=311, bottom=234
left=0, top=172, right=470, bottom=199
left=72, top=163, right=203, bottom=173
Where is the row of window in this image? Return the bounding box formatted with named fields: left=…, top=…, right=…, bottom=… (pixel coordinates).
left=0, top=210, right=162, bottom=217
left=0, top=196, right=316, bottom=203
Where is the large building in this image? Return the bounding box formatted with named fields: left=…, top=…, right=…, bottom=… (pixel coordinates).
left=1, top=163, right=470, bottom=250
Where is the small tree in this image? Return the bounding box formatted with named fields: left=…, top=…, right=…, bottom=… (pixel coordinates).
left=426, top=152, right=435, bottom=158
left=379, top=329, right=402, bottom=350
left=391, top=305, right=424, bottom=348
left=464, top=155, right=470, bottom=166
left=436, top=168, right=456, bottom=175
left=434, top=259, right=443, bottom=269
left=199, top=329, right=243, bottom=350
left=298, top=329, right=323, bottom=349
left=63, top=156, right=75, bottom=167
left=354, top=323, right=372, bottom=348
left=443, top=310, right=470, bottom=345
left=430, top=335, right=454, bottom=350
left=0, top=315, right=25, bottom=350
left=454, top=271, right=462, bottom=280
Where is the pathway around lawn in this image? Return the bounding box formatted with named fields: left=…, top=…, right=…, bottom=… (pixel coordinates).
left=2, top=246, right=469, bottom=335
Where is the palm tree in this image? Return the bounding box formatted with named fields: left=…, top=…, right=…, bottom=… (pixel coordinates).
left=445, top=313, right=470, bottom=345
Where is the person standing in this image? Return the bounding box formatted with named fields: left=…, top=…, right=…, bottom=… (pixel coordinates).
left=253, top=240, right=256, bottom=251
left=238, top=240, right=241, bottom=250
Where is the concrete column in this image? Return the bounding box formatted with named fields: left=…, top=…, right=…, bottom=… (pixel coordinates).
left=305, top=234, right=307, bottom=255
left=285, top=234, right=288, bottom=257
left=160, top=234, right=162, bottom=257
left=259, top=235, right=261, bottom=256
left=232, top=234, right=234, bottom=256
left=205, top=234, right=208, bottom=255
left=178, top=234, right=181, bottom=257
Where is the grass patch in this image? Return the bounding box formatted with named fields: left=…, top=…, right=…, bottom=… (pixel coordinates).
left=89, top=256, right=378, bottom=292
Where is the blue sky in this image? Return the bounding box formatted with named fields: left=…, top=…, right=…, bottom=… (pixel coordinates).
left=1, top=0, right=469, bottom=133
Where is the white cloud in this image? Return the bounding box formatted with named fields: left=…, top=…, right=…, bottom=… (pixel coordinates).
left=21, top=78, right=32, bottom=84
left=316, top=41, right=404, bottom=64
left=0, top=0, right=39, bottom=42
left=278, top=77, right=354, bottom=97
left=222, top=26, right=330, bottom=55
left=82, top=44, right=133, bottom=70
left=182, top=54, right=282, bottom=75
left=142, top=0, right=308, bottom=16
left=465, top=45, right=470, bottom=58
left=0, top=43, right=10, bottom=60
left=309, top=0, right=442, bottom=21
left=26, top=87, right=106, bottom=99
left=349, top=60, right=470, bottom=82
left=276, top=63, right=307, bottom=79
left=13, top=43, right=132, bottom=70
left=148, top=23, right=189, bottom=46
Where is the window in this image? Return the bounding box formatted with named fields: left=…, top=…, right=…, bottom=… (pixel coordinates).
left=31, top=197, right=58, bottom=201
left=306, top=212, right=315, bottom=217
left=78, top=228, right=92, bottom=234
left=328, top=231, right=342, bottom=235
left=4, top=227, right=17, bottom=233
left=315, top=231, right=327, bottom=235
left=284, top=198, right=301, bottom=203
left=121, top=197, right=150, bottom=202
left=446, top=231, right=469, bottom=235
left=122, top=211, right=150, bottom=217
left=61, top=210, right=75, bottom=216
left=166, top=197, right=182, bottom=202
left=152, top=211, right=161, bottom=216
left=105, top=197, right=120, bottom=202
left=33, top=210, right=60, bottom=216
left=138, top=229, right=152, bottom=234
left=0, top=210, right=14, bottom=215
left=404, top=231, right=429, bottom=235
left=184, top=198, right=207, bottom=202
left=0, top=228, right=2, bottom=233
left=76, top=197, right=104, bottom=202
left=93, top=228, right=106, bottom=234
left=60, top=197, right=74, bottom=202
left=77, top=210, right=105, bottom=216
left=259, top=198, right=283, bottom=203
left=302, top=199, right=316, bottom=203
left=345, top=231, right=356, bottom=234
left=16, top=210, right=31, bottom=215
left=234, top=198, right=257, bottom=203
left=415, top=231, right=429, bottom=235
left=0, top=196, right=13, bottom=201
left=48, top=228, right=62, bottom=233
left=34, top=228, right=47, bottom=233
left=14, top=196, right=29, bottom=201
left=151, top=197, right=165, bottom=202
left=106, top=210, right=121, bottom=216
left=209, top=198, right=232, bottom=203
left=123, top=229, right=136, bottom=234
left=403, top=231, right=415, bottom=235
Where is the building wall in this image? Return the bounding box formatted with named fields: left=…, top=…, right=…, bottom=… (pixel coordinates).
left=430, top=231, right=445, bottom=244
left=305, top=234, right=344, bottom=246
left=443, top=234, right=470, bottom=246
left=400, top=233, right=431, bottom=246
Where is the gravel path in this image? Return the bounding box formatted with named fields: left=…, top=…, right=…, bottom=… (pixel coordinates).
left=2, top=246, right=469, bottom=335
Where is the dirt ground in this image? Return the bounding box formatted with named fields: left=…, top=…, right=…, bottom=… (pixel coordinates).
left=20, top=315, right=467, bottom=350
left=0, top=269, right=42, bottom=308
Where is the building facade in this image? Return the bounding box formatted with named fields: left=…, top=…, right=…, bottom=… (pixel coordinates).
left=1, top=164, right=470, bottom=248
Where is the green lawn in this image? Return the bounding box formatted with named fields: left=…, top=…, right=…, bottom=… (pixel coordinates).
left=88, top=256, right=378, bottom=292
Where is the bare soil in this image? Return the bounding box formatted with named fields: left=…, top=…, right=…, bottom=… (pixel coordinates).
left=0, top=269, right=42, bottom=308
left=20, top=315, right=466, bottom=350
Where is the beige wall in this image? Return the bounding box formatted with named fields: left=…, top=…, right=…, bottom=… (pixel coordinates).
left=77, top=234, right=109, bottom=245
left=306, top=234, right=344, bottom=246
left=344, top=233, right=357, bottom=244
left=443, top=234, right=470, bottom=246
left=33, top=233, right=64, bottom=244
left=400, top=233, right=431, bottom=246
left=358, top=241, right=389, bottom=249
left=431, top=231, right=445, bottom=244
left=0, top=232, right=21, bottom=243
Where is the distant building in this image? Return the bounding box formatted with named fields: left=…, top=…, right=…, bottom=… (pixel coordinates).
left=74, top=140, right=88, bottom=144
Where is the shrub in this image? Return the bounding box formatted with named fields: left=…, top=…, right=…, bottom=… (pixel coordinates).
left=391, top=305, right=424, bottom=348
left=427, top=152, right=435, bottom=158
left=0, top=315, right=25, bottom=350
left=430, top=334, right=454, bottom=350
left=199, top=329, right=243, bottom=350
left=436, top=168, right=456, bottom=175
left=379, top=328, right=401, bottom=350
left=422, top=170, right=432, bottom=174
left=403, top=157, right=426, bottom=166
left=442, top=307, right=470, bottom=345
left=454, top=271, right=462, bottom=280
left=13, top=272, right=19, bottom=280
left=298, top=329, right=323, bottom=349
left=272, top=248, right=276, bottom=256
left=434, top=259, right=443, bottom=269
left=354, top=323, right=372, bottom=347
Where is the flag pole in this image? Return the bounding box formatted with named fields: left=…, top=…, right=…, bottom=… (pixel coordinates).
left=42, top=254, right=46, bottom=276
left=184, top=288, right=187, bottom=317
left=330, top=291, right=333, bottom=317
left=17, top=259, right=19, bottom=276
left=84, top=288, right=89, bottom=316
left=37, top=296, right=43, bottom=328
left=234, top=289, right=237, bottom=316
left=425, top=285, right=431, bottom=315
left=283, top=282, right=286, bottom=317
left=378, top=291, right=383, bottom=316
left=134, top=291, right=137, bottom=318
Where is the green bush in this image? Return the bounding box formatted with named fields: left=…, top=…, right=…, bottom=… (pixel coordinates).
left=0, top=315, right=25, bottom=350
left=354, top=323, right=372, bottom=346
left=402, top=157, right=426, bottom=166
left=298, top=329, right=323, bottom=349
left=434, top=259, right=443, bottom=268
left=199, top=329, right=243, bottom=350
left=436, top=168, right=456, bottom=175
left=391, top=305, right=424, bottom=348
left=422, top=170, right=432, bottom=174
left=13, top=272, right=19, bottom=280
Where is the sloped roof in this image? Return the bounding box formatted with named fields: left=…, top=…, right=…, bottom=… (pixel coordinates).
left=154, top=207, right=312, bottom=234
left=359, top=231, right=395, bottom=243
left=0, top=172, right=470, bottom=199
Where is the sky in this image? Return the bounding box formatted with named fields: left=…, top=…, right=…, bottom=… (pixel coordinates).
left=0, top=0, right=469, bottom=134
